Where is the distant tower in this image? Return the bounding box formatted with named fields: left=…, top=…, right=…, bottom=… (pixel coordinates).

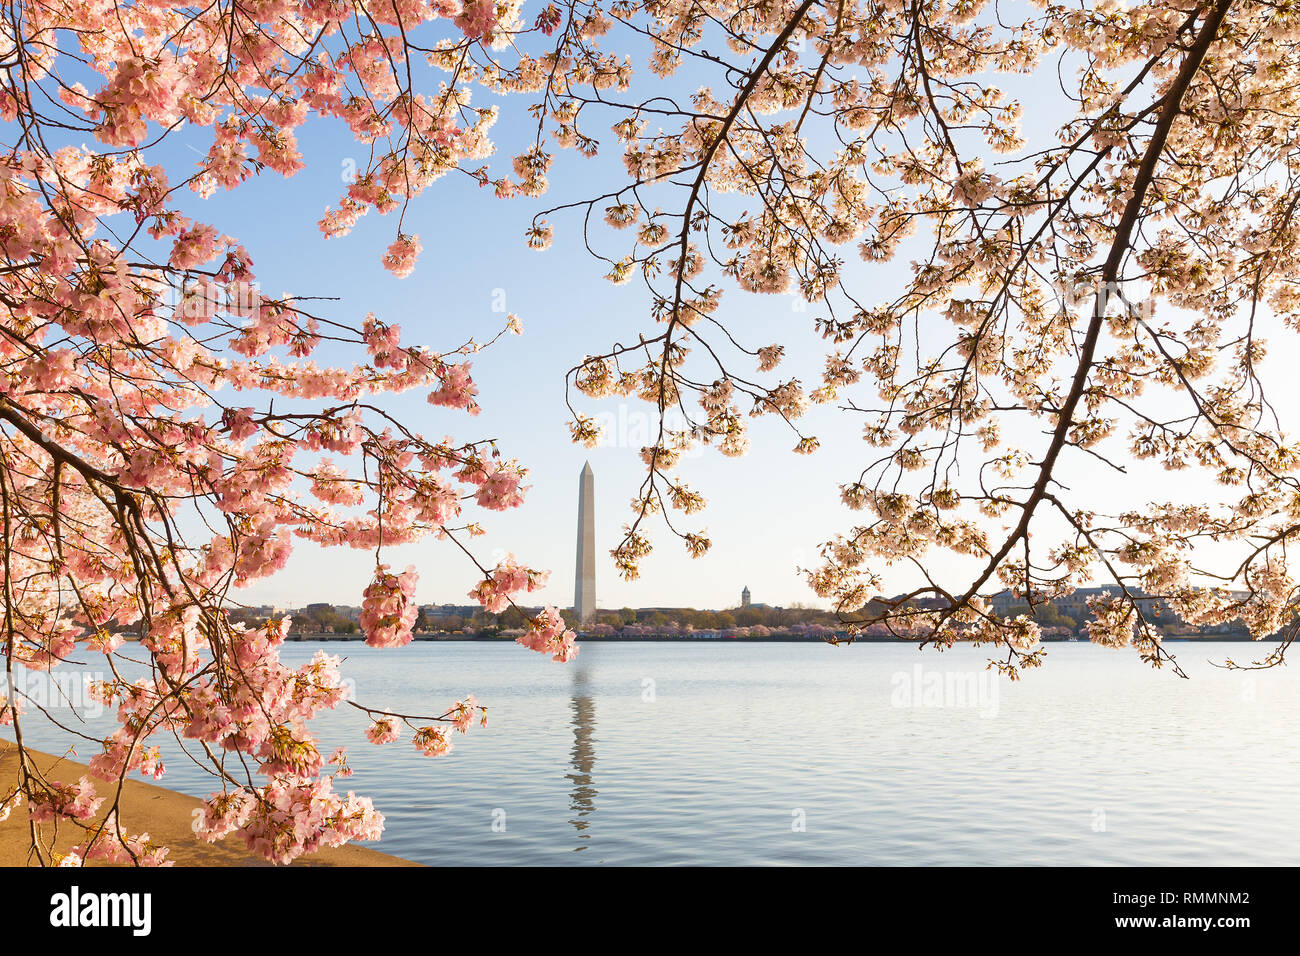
left=574, top=462, right=596, bottom=623
left=741, top=586, right=751, bottom=608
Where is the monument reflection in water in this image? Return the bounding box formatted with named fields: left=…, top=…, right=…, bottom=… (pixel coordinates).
left=567, top=664, right=597, bottom=850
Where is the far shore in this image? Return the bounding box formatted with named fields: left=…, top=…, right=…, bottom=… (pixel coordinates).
left=76, top=632, right=1281, bottom=644
left=281, top=633, right=1280, bottom=643
left=0, top=742, right=420, bottom=867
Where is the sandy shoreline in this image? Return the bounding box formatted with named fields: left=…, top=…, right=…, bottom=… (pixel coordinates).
left=0, top=741, right=419, bottom=867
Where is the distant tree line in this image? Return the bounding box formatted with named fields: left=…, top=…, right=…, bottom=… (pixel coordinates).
left=111, top=597, right=1249, bottom=640
left=227, top=601, right=848, bottom=636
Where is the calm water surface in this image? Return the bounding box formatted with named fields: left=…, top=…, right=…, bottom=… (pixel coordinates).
left=6, top=640, right=1298, bottom=865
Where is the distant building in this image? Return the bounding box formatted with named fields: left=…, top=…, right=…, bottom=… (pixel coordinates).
left=986, top=586, right=1251, bottom=631
left=741, top=586, right=751, bottom=608
left=989, top=586, right=1172, bottom=619
left=422, top=605, right=478, bottom=620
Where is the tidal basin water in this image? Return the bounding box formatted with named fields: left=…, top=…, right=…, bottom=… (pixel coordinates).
left=6, top=640, right=1299, bottom=865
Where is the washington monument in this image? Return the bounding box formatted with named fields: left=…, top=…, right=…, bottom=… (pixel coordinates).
left=574, top=461, right=595, bottom=623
